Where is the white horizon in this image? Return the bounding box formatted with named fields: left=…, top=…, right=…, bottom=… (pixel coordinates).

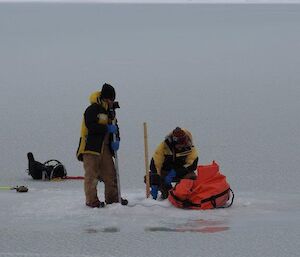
left=0, top=0, right=300, bottom=4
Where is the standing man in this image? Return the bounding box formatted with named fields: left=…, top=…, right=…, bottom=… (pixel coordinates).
left=148, top=127, right=198, bottom=200
left=77, top=83, right=128, bottom=208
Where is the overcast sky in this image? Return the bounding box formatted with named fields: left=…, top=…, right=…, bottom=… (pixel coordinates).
left=0, top=0, right=299, bottom=3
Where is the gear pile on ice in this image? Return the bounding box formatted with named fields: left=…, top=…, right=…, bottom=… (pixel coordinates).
left=26, top=152, right=67, bottom=180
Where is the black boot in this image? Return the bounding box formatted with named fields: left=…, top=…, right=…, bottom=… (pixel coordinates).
left=160, top=184, right=172, bottom=200
left=121, top=198, right=128, bottom=206
left=86, top=200, right=105, bottom=208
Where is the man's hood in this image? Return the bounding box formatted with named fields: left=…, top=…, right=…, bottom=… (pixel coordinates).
left=89, top=91, right=101, bottom=104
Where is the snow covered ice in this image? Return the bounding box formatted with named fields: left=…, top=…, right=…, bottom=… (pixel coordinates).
left=0, top=3, right=300, bottom=257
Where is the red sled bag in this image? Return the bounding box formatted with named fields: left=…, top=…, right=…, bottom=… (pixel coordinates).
left=168, top=161, right=234, bottom=210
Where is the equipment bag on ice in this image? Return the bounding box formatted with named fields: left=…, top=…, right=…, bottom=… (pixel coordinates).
left=168, top=160, right=234, bottom=210
left=27, top=152, right=67, bottom=180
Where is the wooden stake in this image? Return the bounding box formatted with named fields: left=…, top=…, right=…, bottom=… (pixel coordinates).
left=143, top=122, right=150, bottom=198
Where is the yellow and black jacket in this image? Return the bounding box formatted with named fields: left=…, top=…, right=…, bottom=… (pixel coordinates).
left=150, top=129, right=198, bottom=179
left=76, top=91, right=119, bottom=161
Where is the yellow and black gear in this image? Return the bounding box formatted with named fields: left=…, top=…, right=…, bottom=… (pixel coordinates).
left=150, top=128, right=198, bottom=178
left=76, top=91, right=118, bottom=161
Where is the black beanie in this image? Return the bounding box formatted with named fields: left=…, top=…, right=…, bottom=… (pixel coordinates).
left=101, top=83, right=116, bottom=100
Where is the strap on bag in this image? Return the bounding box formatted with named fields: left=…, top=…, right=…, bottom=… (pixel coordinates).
left=170, top=188, right=234, bottom=209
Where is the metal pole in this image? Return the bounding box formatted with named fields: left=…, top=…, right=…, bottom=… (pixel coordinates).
left=144, top=122, right=150, bottom=198
left=112, top=120, right=121, bottom=203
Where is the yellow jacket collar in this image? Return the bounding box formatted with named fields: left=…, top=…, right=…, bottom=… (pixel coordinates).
left=89, top=91, right=108, bottom=110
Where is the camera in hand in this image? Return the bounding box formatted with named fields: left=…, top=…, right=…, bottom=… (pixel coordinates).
left=112, top=101, right=120, bottom=109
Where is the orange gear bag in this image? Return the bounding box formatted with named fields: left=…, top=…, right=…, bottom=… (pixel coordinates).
left=168, top=161, right=234, bottom=210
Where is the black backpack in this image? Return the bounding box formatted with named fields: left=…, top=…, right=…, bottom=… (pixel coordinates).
left=27, top=152, right=67, bottom=180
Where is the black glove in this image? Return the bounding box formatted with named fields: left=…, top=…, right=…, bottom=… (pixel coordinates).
left=144, top=172, right=161, bottom=186
left=150, top=172, right=161, bottom=186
